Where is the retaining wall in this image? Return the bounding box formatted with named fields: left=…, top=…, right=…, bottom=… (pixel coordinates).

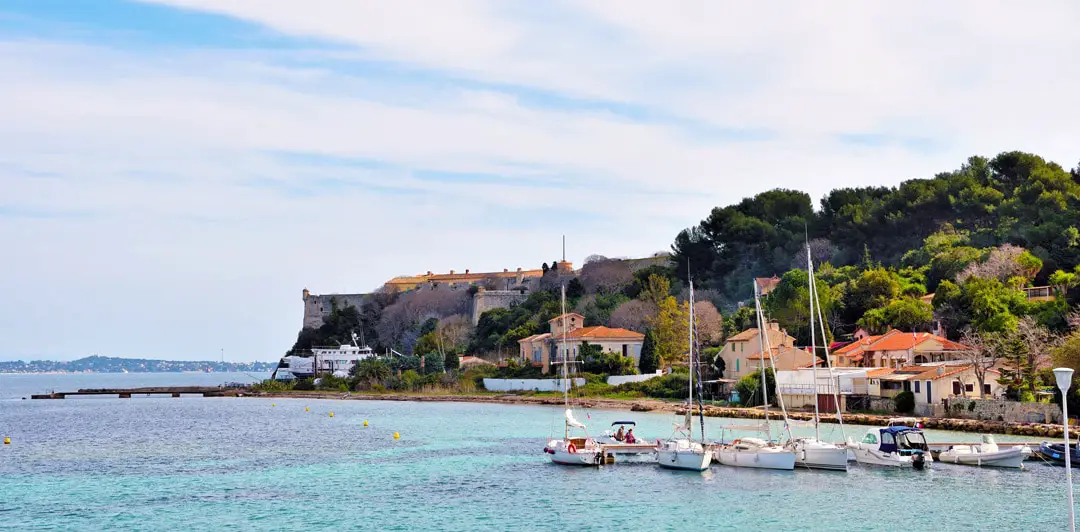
left=482, top=378, right=585, bottom=392
left=942, top=397, right=1062, bottom=424
left=607, top=372, right=663, bottom=386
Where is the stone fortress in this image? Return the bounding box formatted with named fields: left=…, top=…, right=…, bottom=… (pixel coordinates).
left=301, top=260, right=575, bottom=329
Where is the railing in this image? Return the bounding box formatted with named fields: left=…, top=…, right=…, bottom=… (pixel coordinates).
left=1022, top=286, right=1054, bottom=300
left=776, top=382, right=855, bottom=395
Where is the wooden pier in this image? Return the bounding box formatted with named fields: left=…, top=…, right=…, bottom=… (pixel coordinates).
left=30, top=386, right=247, bottom=399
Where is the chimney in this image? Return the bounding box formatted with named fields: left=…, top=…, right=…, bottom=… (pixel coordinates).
left=937, top=366, right=944, bottom=375
left=465, top=269, right=470, bottom=275
left=517, top=267, right=522, bottom=272
left=427, top=271, right=433, bottom=276
left=450, top=270, right=455, bottom=275
left=504, top=268, right=508, bottom=272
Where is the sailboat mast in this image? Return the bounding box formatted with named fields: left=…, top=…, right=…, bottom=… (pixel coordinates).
left=810, top=257, right=848, bottom=440
left=807, top=245, right=821, bottom=441
left=753, top=280, right=771, bottom=441
left=560, top=284, right=570, bottom=439
left=688, top=280, right=695, bottom=439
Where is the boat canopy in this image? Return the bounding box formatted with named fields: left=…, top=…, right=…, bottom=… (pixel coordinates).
left=611, top=421, right=636, bottom=426
left=878, top=426, right=925, bottom=454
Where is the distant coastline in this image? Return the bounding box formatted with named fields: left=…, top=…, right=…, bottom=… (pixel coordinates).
left=0, top=355, right=276, bottom=374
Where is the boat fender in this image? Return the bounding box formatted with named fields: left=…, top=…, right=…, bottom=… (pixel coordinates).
left=568, top=443, right=577, bottom=454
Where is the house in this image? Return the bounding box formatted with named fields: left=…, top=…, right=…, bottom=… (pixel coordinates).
left=517, top=313, right=645, bottom=374
left=775, top=367, right=870, bottom=412
left=831, top=329, right=972, bottom=368
left=718, top=322, right=811, bottom=379
left=755, top=275, right=782, bottom=296
left=873, top=364, right=1003, bottom=406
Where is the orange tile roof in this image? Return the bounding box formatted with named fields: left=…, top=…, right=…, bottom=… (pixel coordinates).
left=833, top=335, right=882, bottom=356
left=861, top=330, right=972, bottom=353
left=548, top=313, right=585, bottom=324
left=866, top=368, right=896, bottom=378
left=727, top=328, right=762, bottom=342
left=564, top=326, right=644, bottom=340
left=517, top=333, right=551, bottom=344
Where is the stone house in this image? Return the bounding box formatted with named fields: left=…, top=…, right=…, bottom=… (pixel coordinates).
left=718, top=322, right=812, bottom=380
left=832, top=329, right=972, bottom=368
left=517, top=313, right=645, bottom=374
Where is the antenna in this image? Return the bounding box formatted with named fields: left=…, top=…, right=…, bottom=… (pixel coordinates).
left=562, top=235, right=566, bottom=263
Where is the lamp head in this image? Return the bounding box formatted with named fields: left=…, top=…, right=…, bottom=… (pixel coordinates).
left=1054, top=367, right=1075, bottom=393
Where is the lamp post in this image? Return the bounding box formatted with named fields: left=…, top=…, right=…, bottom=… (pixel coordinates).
left=1055, top=367, right=1076, bottom=532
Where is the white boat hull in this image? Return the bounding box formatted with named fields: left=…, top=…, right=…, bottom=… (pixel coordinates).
left=715, top=447, right=795, bottom=470
left=851, top=447, right=931, bottom=468
left=657, top=449, right=712, bottom=471
left=791, top=439, right=848, bottom=471
left=545, top=439, right=601, bottom=466
left=937, top=447, right=1025, bottom=468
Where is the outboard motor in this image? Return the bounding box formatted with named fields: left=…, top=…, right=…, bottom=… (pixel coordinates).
left=912, top=451, right=926, bottom=470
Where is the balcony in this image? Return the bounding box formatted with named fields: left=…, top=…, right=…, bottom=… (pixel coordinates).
left=1022, top=286, right=1054, bottom=302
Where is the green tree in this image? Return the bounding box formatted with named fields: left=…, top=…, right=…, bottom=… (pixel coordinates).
left=651, top=296, right=689, bottom=368
left=734, top=368, right=776, bottom=407
left=858, top=297, right=933, bottom=333
left=764, top=269, right=836, bottom=345
left=638, top=329, right=659, bottom=373
left=894, top=391, right=915, bottom=413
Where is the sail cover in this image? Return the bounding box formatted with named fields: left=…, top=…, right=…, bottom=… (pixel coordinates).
left=565, top=409, right=586, bottom=429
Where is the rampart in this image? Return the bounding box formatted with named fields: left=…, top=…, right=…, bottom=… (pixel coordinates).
left=471, top=289, right=530, bottom=325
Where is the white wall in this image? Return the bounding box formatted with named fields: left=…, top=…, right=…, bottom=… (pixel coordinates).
left=482, top=378, right=585, bottom=392
left=607, top=371, right=663, bottom=386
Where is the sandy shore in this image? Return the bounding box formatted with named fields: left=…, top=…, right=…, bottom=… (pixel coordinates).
left=245, top=390, right=1064, bottom=438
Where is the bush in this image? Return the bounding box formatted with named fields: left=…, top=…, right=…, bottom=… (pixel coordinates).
left=894, top=391, right=915, bottom=413
left=252, top=379, right=293, bottom=392
left=734, top=369, right=776, bottom=407
left=293, top=378, right=315, bottom=391
left=315, top=373, right=350, bottom=391
left=612, top=369, right=690, bottom=399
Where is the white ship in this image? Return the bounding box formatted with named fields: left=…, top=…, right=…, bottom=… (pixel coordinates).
left=273, top=333, right=376, bottom=380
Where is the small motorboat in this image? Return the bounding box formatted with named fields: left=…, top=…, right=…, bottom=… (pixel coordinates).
left=598, top=421, right=640, bottom=445
left=1037, top=441, right=1080, bottom=465
left=937, top=435, right=1025, bottom=468
left=849, top=426, right=932, bottom=469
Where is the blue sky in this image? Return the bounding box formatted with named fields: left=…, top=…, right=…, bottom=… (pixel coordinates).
left=2, top=1, right=1079, bottom=362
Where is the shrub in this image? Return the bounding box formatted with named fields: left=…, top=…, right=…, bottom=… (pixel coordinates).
left=293, top=378, right=315, bottom=391
left=252, top=379, right=293, bottom=392
left=968, top=401, right=976, bottom=411
left=894, top=391, right=915, bottom=413
left=734, top=369, right=776, bottom=407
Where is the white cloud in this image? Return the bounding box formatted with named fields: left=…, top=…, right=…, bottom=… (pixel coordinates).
left=2, top=1, right=1079, bottom=360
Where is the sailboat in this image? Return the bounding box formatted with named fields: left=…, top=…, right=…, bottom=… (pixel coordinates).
left=543, top=284, right=602, bottom=466
left=785, top=244, right=850, bottom=471
left=713, top=279, right=796, bottom=470
left=657, top=279, right=712, bottom=471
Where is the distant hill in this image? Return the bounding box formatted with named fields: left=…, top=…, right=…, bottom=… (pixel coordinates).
left=0, top=355, right=276, bottom=374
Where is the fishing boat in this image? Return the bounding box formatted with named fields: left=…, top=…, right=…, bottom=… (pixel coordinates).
left=543, top=285, right=602, bottom=466
left=937, top=435, right=1025, bottom=468
left=850, top=425, right=932, bottom=469
left=657, top=279, right=712, bottom=472
left=785, top=244, right=849, bottom=471
left=1036, top=440, right=1080, bottom=465
left=714, top=279, right=795, bottom=471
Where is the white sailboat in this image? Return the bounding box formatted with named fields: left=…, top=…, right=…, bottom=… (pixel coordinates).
left=714, top=279, right=796, bottom=470
left=657, top=279, right=712, bottom=471
left=543, top=284, right=602, bottom=466
left=786, top=244, right=849, bottom=471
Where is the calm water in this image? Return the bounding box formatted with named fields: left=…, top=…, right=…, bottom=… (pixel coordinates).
left=0, top=374, right=1076, bottom=531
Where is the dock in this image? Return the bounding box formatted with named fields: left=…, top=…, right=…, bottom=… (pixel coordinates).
left=30, top=386, right=247, bottom=399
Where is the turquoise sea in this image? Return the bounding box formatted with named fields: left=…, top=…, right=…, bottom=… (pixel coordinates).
left=0, top=373, right=1077, bottom=531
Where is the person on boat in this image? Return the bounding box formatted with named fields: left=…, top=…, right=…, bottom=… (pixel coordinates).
left=614, top=426, right=626, bottom=441
left=625, top=429, right=637, bottom=444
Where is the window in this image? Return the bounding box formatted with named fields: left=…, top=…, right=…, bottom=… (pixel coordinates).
left=914, top=381, right=920, bottom=393
left=965, top=383, right=974, bottom=393
left=862, top=433, right=878, bottom=444
left=881, top=432, right=896, bottom=446
left=983, top=384, right=992, bottom=395
left=736, top=359, right=740, bottom=372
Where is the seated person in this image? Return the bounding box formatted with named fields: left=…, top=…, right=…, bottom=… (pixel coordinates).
left=614, top=426, right=625, bottom=441
left=625, top=429, right=636, bottom=444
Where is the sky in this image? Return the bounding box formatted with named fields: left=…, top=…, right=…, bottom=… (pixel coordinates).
left=2, top=1, right=1079, bottom=362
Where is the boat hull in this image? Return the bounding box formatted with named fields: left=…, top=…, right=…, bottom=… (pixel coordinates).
left=657, top=449, right=712, bottom=471
left=937, top=447, right=1024, bottom=468
left=715, top=447, right=795, bottom=470
left=791, top=440, right=848, bottom=471
left=545, top=439, right=601, bottom=466
left=851, top=447, right=931, bottom=469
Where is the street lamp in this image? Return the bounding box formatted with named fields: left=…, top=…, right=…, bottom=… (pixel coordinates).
left=1055, top=367, right=1076, bottom=532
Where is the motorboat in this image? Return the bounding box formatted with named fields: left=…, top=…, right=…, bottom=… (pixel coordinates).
left=850, top=426, right=932, bottom=469
left=714, top=437, right=796, bottom=470
left=599, top=421, right=638, bottom=445
left=789, top=437, right=849, bottom=471
left=937, top=435, right=1024, bottom=468
left=656, top=280, right=712, bottom=472
left=1036, top=440, right=1080, bottom=465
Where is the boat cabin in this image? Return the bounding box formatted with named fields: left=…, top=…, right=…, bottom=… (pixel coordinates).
left=862, top=426, right=929, bottom=455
